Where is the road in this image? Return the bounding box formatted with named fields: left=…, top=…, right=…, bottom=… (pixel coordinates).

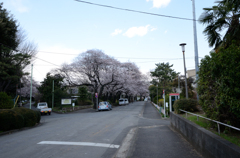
left=0, top=101, right=202, bottom=158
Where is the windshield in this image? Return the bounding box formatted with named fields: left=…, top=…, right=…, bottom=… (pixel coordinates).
left=99, top=102, right=106, bottom=106
left=119, top=99, right=124, bottom=102
left=39, top=103, right=47, bottom=106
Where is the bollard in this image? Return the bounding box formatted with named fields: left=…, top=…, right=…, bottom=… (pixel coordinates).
left=217, top=123, right=220, bottom=135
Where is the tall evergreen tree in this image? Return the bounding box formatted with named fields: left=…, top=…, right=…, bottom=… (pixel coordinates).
left=150, top=62, right=179, bottom=96
left=37, top=73, right=69, bottom=108
left=0, top=3, right=35, bottom=96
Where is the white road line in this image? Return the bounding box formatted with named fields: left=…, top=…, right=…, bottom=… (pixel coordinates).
left=37, top=141, right=120, bottom=149
left=114, top=128, right=137, bottom=158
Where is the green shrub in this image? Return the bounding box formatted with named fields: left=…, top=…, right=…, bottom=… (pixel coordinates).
left=158, top=99, right=164, bottom=107
left=0, top=107, right=41, bottom=131
left=84, top=100, right=93, bottom=105
left=13, top=107, right=38, bottom=127
left=173, top=99, right=198, bottom=114
left=34, top=110, right=41, bottom=123
left=197, top=43, right=240, bottom=127
left=0, top=109, right=24, bottom=131
left=0, top=92, right=14, bottom=109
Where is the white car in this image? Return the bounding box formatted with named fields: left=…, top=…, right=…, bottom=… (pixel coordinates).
left=37, top=102, right=52, bottom=115
left=98, top=101, right=112, bottom=111
left=124, top=98, right=129, bottom=104
left=119, top=98, right=129, bottom=105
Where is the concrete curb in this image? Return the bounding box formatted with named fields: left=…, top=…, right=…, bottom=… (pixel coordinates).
left=0, top=122, right=42, bottom=137
left=113, top=127, right=138, bottom=158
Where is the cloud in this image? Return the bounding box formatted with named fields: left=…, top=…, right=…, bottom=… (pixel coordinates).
left=164, top=30, right=168, bottom=34
left=124, top=25, right=151, bottom=38
left=146, top=0, right=171, bottom=8
left=10, top=0, right=29, bottom=13
left=151, top=27, right=157, bottom=31
left=111, top=29, right=123, bottom=36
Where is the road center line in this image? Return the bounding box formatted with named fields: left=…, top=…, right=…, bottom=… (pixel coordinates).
left=37, top=141, right=120, bottom=149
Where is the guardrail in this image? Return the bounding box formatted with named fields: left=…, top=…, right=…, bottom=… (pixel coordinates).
left=179, top=109, right=240, bottom=135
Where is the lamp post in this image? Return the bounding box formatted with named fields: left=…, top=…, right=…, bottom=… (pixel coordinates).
left=180, top=43, right=188, bottom=99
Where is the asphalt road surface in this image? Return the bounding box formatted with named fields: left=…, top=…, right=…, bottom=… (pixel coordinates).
left=0, top=101, right=202, bottom=158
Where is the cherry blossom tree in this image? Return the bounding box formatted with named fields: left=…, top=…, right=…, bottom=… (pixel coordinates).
left=59, top=49, right=149, bottom=108
left=17, top=76, right=40, bottom=100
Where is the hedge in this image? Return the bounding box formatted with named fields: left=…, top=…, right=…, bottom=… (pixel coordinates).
left=0, top=107, right=41, bottom=132
left=173, top=98, right=198, bottom=114
left=0, top=92, right=14, bottom=109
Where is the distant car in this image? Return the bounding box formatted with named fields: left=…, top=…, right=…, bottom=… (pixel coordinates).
left=124, top=98, right=129, bottom=104
left=119, top=98, right=125, bottom=105
left=119, top=98, right=129, bottom=105
left=37, top=102, right=52, bottom=115
left=98, top=101, right=112, bottom=111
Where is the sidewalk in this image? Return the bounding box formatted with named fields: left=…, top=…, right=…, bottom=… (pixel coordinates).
left=129, top=101, right=202, bottom=158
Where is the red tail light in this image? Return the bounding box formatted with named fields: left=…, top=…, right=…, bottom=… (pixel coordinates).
left=98, top=106, right=99, bottom=108
left=106, top=105, right=108, bottom=108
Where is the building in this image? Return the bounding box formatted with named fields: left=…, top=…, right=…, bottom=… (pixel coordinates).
left=187, top=69, right=196, bottom=88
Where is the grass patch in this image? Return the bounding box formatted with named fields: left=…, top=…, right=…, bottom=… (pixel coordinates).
left=179, top=113, right=240, bottom=147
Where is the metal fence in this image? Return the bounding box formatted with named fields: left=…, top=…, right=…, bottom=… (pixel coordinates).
left=179, top=109, right=240, bottom=135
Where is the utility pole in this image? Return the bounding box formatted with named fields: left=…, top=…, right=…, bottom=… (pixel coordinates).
left=30, top=64, right=33, bottom=109
left=20, top=78, right=22, bottom=105
left=192, top=0, right=199, bottom=100
left=157, top=84, right=158, bottom=106
left=52, top=80, right=54, bottom=109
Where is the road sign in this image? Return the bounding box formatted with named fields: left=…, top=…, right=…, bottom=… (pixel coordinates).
left=95, top=93, right=98, bottom=98
left=163, top=89, right=165, bottom=94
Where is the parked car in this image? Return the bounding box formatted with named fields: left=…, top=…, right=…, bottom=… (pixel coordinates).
left=98, top=101, right=112, bottom=111
left=124, top=98, right=129, bottom=104
left=119, top=98, right=129, bottom=105
left=37, top=102, right=52, bottom=115
left=119, top=98, right=125, bottom=105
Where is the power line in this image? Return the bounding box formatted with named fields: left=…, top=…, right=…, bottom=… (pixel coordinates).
left=74, top=0, right=197, bottom=21
left=36, top=50, right=203, bottom=60
left=134, top=57, right=197, bottom=63
left=33, top=67, right=45, bottom=76
left=1, top=43, right=204, bottom=66
left=33, top=56, right=61, bottom=67
left=37, top=51, right=79, bottom=55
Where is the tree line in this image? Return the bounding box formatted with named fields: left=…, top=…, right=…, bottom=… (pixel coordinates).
left=0, top=3, right=37, bottom=98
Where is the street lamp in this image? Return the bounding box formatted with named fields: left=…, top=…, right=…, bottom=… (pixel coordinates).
left=180, top=43, right=188, bottom=99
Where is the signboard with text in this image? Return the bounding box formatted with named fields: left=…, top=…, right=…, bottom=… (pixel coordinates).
left=61, top=99, right=72, bottom=105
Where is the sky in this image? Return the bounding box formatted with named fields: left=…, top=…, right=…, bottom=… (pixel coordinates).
left=1, top=0, right=216, bottom=83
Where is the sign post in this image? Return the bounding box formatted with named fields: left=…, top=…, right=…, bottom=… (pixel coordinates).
left=95, top=93, right=98, bottom=111
left=72, top=102, right=75, bottom=111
